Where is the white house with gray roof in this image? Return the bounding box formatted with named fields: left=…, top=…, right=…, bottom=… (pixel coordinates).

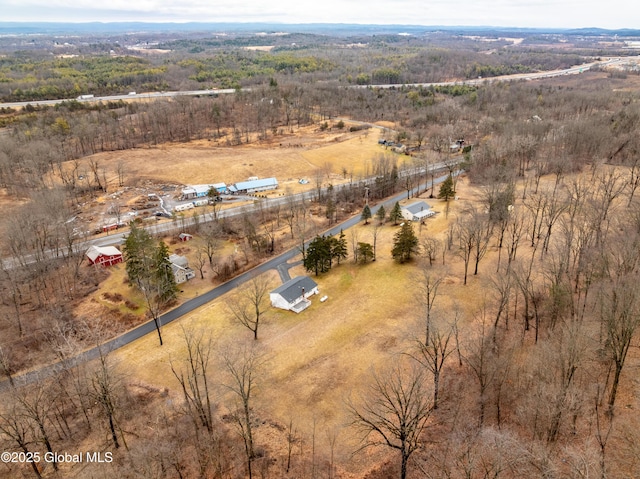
left=270, top=276, right=319, bottom=313
left=401, top=201, right=435, bottom=222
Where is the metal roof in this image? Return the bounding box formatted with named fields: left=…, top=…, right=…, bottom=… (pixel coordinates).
left=169, top=254, right=189, bottom=268
left=233, top=177, right=278, bottom=191
left=403, top=201, right=431, bottom=214
left=85, top=245, right=122, bottom=261
left=271, top=276, right=318, bottom=303
left=182, top=183, right=227, bottom=195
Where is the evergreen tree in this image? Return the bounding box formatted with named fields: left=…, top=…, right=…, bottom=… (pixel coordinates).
left=332, top=230, right=349, bottom=265
left=392, top=221, right=419, bottom=263
left=304, top=236, right=331, bottom=276
left=389, top=201, right=403, bottom=225
left=207, top=185, right=220, bottom=202
left=438, top=174, right=456, bottom=201
left=357, top=242, right=375, bottom=263
left=376, top=205, right=386, bottom=224
left=123, top=222, right=154, bottom=288
left=361, top=204, right=372, bottom=224
left=154, top=241, right=178, bottom=303
left=326, top=236, right=339, bottom=269
left=123, top=223, right=178, bottom=345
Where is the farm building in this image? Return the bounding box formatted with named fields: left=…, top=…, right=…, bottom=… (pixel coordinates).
left=169, top=254, right=195, bottom=284
left=181, top=183, right=227, bottom=199
left=270, top=276, right=319, bottom=313
left=228, top=177, right=279, bottom=195
left=174, top=203, right=195, bottom=212
left=178, top=233, right=193, bottom=242
left=401, top=201, right=435, bottom=222
left=86, top=245, right=123, bottom=267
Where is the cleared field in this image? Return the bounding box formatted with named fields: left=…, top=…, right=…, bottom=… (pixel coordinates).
left=109, top=180, right=487, bottom=459
left=79, top=123, right=387, bottom=191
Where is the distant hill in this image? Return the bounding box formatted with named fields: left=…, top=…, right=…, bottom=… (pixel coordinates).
left=0, top=22, right=639, bottom=37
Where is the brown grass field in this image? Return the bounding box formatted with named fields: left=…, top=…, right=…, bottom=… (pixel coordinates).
left=59, top=114, right=640, bottom=475
left=78, top=122, right=393, bottom=192
left=96, top=178, right=491, bottom=475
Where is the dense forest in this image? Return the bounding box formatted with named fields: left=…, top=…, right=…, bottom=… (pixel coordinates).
left=0, top=29, right=598, bottom=102
left=2, top=27, right=640, bottom=479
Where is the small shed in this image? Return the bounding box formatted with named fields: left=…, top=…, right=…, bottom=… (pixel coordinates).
left=401, top=201, right=435, bottom=222
left=86, top=245, right=123, bottom=267
left=178, top=233, right=193, bottom=242
left=270, top=276, right=319, bottom=313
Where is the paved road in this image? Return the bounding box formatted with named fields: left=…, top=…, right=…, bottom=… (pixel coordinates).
left=0, top=88, right=237, bottom=109
left=0, top=172, right=451, bottom=391
left=0, top=57, right=627, bottom=109
left=0, top=158, right=455, bottom=271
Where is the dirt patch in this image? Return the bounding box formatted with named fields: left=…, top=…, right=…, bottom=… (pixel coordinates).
left=44, top=121, right=393, bottom=234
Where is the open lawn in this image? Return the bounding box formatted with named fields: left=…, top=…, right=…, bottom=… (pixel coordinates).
left=105, top=178, right=492, bottom=465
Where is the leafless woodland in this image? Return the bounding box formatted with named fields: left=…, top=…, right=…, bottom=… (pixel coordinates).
left=2, top=30, right=640, bottom=478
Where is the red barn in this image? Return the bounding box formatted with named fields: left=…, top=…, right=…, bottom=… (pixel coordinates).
left=178, top=233, right=193, bottom=242
left=86, top=245, right=123, bottom=267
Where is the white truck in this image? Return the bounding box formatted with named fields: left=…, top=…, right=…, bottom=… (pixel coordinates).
left=76, top=94, right=94, bottom=100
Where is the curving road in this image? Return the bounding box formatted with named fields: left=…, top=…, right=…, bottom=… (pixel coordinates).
left=0, top=172, right=452, bottom=391
left=0, top=57, right=627, bottom=109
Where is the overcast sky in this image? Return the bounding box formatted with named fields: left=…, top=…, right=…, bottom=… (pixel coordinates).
left=0, top=0, right=637, bottom=30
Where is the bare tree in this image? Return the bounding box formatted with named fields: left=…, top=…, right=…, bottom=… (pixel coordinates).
left=12, top=379, right=59, bottom=471
left=90, top=348, right=125, bottom=450
left=0, top=346, right=15, bottom=387
left=201, top=224, right=220, bottom=267
left=171, top=328, right=215, bottom=434
left=116, top=159, right=126, bottom=187
left=227, top=274, right=270, bottom=340
left=193, top=248, right=207, bottom=279
left=0, top=399, right=42, bottom=479
left=221, top=343, right=263, bottom=479
left=599, top=273, right=640, bottom=412
left=411, top=318, right=454, bottom=410
left=348, top=361, right=434, bottom=479
left=421, top=237, right=440, bottom=267
left=416, top=268, right=443, bottom=344
left=463, top=310, right=500, bottom=427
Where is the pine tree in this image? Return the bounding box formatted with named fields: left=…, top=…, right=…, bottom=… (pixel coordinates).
left=123, top=224, right=178, bottom=345
left=361, top=204, right=372, bottom=224
left=357, top=242, right=375, bottom=263
left=376, top=205, right=386, bottom=224
left=438, top=174, right=455, bottom=202
left=332, top=230, right=349, bottom=265
left=389, top=202, right=403, bottom=225
left=123, top=222, right=154, bottom=288
left=304, top=236, right=332, bottom=276
left=154, top=241, right=178, bottom=303
left=392, top=221, right=419, bottom=263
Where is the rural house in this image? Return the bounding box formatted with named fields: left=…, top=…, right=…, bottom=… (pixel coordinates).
left=85, top=245, right=123, bottom=267
left=270, top=276, right=319, bottom=313
left=228, top=177, right=279, bottom=195
left=169, top=254, right=195, bottom=284
left=178, top=233, right=193, bottom=242
left=401, top=201, right=435, bottom=222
